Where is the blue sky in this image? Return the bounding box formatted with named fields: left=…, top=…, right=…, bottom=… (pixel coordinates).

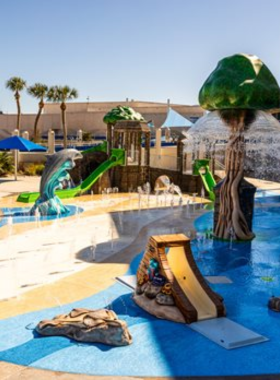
left=1, top=0, right=280, bottom=113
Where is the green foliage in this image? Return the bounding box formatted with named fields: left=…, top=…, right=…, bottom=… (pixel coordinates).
left=82, top=131, right=92, bottom=141
left=28, top=83, right=48, bottom=100
left=0, top=152, right=14, bottom=176
left=6, top=77, right=26, bottom=92
left=103, top=105, right=146, bottom=125
left=47, top=85, right=78, bottom=102
left=199, top=54, right=280, bottom=110
left=20, top=163, right=45, bottom=176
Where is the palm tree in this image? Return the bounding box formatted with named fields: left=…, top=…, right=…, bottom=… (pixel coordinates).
left=27, top=83, right=48, bottom=142
left=47, top=86, right=78, bottom=148
left=6, top=77, right=27, bottom=132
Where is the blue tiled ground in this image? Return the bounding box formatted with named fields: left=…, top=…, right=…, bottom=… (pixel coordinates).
left=0, top=207, right=280, bottom=376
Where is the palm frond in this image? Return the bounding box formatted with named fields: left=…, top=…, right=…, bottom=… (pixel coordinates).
left=6, top=77, right=26, bottom=92
left=28, top=83, right=48, bottom=98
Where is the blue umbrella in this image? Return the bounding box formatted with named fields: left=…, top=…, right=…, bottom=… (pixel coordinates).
left=0, top=135, right=47, bottom=180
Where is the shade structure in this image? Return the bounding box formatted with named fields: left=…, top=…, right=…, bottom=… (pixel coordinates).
left=161, top=108, right=193, bottom=129
left=0, top=136, right=47, bottom=152
left=0, top=136, right=47, bottom=180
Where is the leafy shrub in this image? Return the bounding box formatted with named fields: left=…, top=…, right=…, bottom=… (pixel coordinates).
left=0, top=152, right=14, bottom=176
left=82, top=131, right=92, bottom=142
left=20, top=163, right=45, bottom=176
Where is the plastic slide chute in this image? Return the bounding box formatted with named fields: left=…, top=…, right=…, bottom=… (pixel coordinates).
left=193, top=159, right=216, bottom=201
left=17, top=143, right=125, bottom=203
left=134, top=234, right=226, bottom=324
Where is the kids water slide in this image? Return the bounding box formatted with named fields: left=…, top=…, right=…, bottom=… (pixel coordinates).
left=193, top=159, right=216, bottom=201
left=135, top=234, right=225, bottom=324
left=17, top=142, right=125, bottom=203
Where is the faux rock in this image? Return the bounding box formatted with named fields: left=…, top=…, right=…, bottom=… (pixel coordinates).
left=36, top=308, right=132, bottom=346
left=156, top=293, right=175, bottom=306
left=144, top=283, right=162, bottom=299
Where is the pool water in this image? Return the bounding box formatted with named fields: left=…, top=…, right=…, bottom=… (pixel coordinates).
left=0, top=205, right=84, bottom=228
left=1, top=206, right=280, bottom=376
left=255, top=190, right=280, bottom=203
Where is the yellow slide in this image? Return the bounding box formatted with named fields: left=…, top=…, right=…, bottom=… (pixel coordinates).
left=135, top=234, right=225, bottom=324
left=167, top=246, right=217, bottom=321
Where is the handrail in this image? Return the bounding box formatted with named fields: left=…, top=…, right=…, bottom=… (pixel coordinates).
left=214, top=160, right=225, bottom=170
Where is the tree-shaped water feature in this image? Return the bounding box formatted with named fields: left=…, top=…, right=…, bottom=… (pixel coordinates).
left=186, top=54, right=280, bottom=241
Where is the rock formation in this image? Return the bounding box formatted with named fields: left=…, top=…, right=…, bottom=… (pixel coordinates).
left=36, top=308, right=132, bottom=346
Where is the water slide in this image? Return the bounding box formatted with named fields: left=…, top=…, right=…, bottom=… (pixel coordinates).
left=166, top=245, right=219, bottom=321
left=17, top=143, right=125, bottom=203
left=135, top=234, right=225, bottom=324
left=193, top=159, right=216, bottom=201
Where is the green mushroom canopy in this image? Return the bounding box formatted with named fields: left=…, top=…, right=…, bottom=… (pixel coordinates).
left=103, top=105, right=146, bottom=125
left=199, top=53, right=280, bottom=111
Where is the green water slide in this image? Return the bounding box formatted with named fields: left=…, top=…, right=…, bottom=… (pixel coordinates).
left=17, top=143, right=125, bottom=203
left=193, top=159, right=216, bottom=201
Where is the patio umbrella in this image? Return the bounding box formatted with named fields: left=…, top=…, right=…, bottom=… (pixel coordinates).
left=0, top=135, right=47, bottom=180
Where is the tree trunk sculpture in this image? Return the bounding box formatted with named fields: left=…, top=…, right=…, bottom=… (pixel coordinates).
left=214, top=111, right=255, bottom=241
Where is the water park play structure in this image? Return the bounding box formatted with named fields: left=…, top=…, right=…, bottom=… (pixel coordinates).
left=197, top=53, right=280, bottom=241
left=17, top=141, right=125, bottom=204
left=3, top=56, right=280, bottom=378
left=29, top=149, right=83, bottom=216
left=134, top=234, right=225, bottom=323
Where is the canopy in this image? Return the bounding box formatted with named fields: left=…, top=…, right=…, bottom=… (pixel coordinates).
left=161, top=108, right=193, bottom=129
left=0, top=136, right=47, bottom=152
left=0, top=136, right=47, bottom=180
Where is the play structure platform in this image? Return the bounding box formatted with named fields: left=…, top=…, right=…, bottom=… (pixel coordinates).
left=135, top=234, right=225, bottom=324
left=17, top=143, right=125, bottom=203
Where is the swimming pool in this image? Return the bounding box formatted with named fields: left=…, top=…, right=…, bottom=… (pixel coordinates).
left=1, top=206, right=280, bottom=377
left=0, top=205, right=84, bottom=228
left=255, top=189, right=280, bottom=203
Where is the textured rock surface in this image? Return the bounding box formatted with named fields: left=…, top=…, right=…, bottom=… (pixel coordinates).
left=36, top=308, right=132, bottom=346
left=144, top=283, right=162, bottom=299
left=156, top=293, right=175, bottom=306
left=133, top=294, right=185, bottom=323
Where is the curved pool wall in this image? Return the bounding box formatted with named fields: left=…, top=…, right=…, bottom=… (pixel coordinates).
left=1, top=206, right=280, bottom=376
left=0, top=205, right=83, bottom=228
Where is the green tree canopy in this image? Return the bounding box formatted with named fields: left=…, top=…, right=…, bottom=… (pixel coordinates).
left=199, top=54, right=280, bottom=110
left=6, top=76, right=27, bottom=131
left=28, top=83, right=48, bottom=100
left=6, top=76, right=26, bottom=93
left=103, top=105, right=145, bottom=125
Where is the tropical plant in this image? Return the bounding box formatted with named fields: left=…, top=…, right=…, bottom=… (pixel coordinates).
left=6, top=76, right=27, bottom=132
left=47, top=86, right=78, bottom=148
left=19, top=162, right=45, bottom=176
left=199, top=53, right=280, bottom=241
left=28, top=83, right=48, bottom=142
left=0, top=152, right=14, bottom=176
left=82, top=131, right=92, bottom=141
